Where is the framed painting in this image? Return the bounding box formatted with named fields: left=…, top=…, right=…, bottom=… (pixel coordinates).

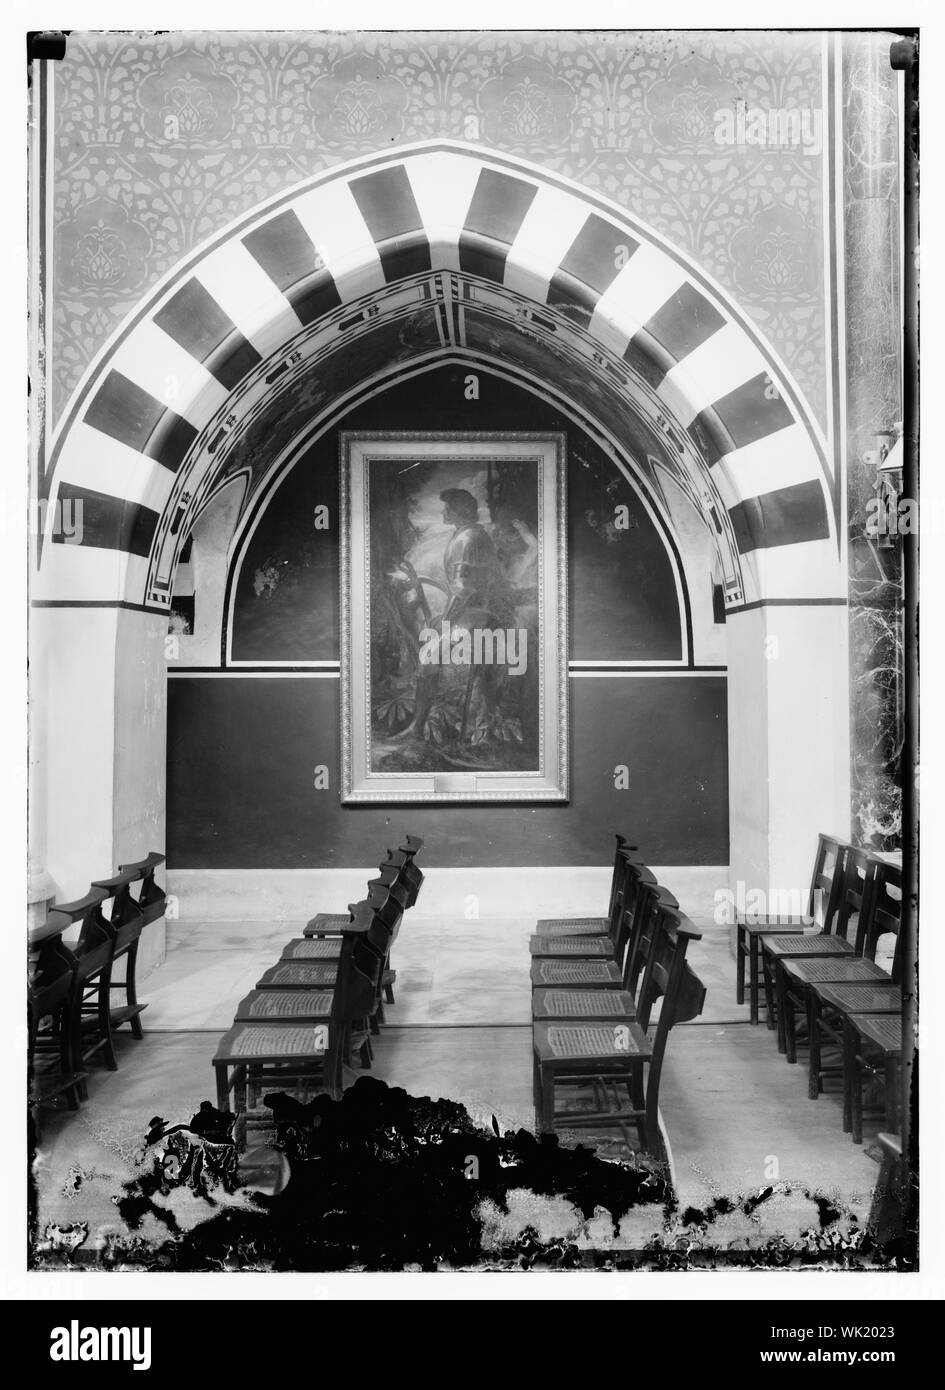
left=340, top=432, right=568, bottom=803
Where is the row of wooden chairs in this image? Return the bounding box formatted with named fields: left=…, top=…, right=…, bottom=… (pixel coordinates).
left=211, top=835, right=423, bottom=1146
left=529, top=836, right=706, bottom=1163
left=28, top=853, right=167, bottom=1132
left=746, top=834, right=904, bottom=1145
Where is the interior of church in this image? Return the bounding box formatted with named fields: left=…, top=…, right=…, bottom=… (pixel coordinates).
left=25, top=26, right=917, bottom=1275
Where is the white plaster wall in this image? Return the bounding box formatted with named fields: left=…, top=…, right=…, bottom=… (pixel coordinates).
left=113, top=609, right=169, bottom=975
left=725, top=603, right=850, bottom=911
left=166, top=865, right=728, bottom=927
left=41, top=606, right=119, bottom=902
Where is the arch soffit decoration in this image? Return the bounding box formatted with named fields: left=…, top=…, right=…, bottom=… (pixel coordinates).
left=219, top=353, right=697, bottom=668
left=38, top=141, right=840, bottom=614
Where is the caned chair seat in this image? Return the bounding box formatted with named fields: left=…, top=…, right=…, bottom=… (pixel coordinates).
left=235, top=990, right=333, bottom=1021
left=280, top=938, right=343, bottom=961
left=302, top=913, right=351, bottom=938
left=212, top=1024, right=333, bottom=1120
left=812, top=983, right=901, bottom=1013
left=532, top=989, right=636, bottom=1020
left=213, top=1023, right=331, bottom=1065
left=738, top=920, right=807, bottom=936
left=763, top=933, right=853, bottom=959
left=530, top=959, right=623, bottom=987
left=257, top=962, right=338, bottom=989
left=535, top=916, right=608, bottom=935
left=533, top=1021, right=650, bottom=1063
left=528, top=935, right=613, bottom=957
left=844, top=1012, right=903, bottom=1144
left=853, top=1014, right=902, bottom=1054
left=781, top=956, right=889, bottom=986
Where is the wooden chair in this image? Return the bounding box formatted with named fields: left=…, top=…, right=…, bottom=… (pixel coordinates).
left=736, top=833, right=844, bottom=1025
left=533, top=907, right=705, bottom=1160
left=47, top=888, right=118, bottom=1099
left=213, top=901, right=390, bottom=1145
left=117, top=851, right=167, bottom=925
left=381, top=836, right=425, bottom=909
left=28, top=916, right=86, bottom=1129
left=90, top=868, right=147, bottom=1039
left=262, top=882, right=406, bottom=1052
left=289, top=876, right=407, bottom=965
left=531, top=880, right=672, bottom=1026
left=762, top=845, right=867, bottom=1051
left=844, top=1014, right=903, bottom=1145
left=534, top=834, right=638, bottom=936
left=528, top=860, right=645, bottom=962
left=803, top=860, right=902, bottom=1094
left=625, top=878, right=676, bottom=1000
left=528, top=880, right=674, bottom=993
left=302, top=835, right=423, bottom=937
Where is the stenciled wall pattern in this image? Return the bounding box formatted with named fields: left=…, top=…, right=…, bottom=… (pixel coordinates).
left=50, top=28, right=828, bottom=427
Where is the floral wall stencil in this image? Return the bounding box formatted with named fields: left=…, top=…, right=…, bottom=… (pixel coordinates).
left=48, top=29, right=830, bottom=427
left=136, top=47, right=240, bottom=144
left=307, top=54, right=409, bottom=144
left=478, top=57, right=578, bottom=147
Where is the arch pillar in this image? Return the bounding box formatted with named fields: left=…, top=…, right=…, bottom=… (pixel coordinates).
left=38, top=603, right=169, bottom=971
left=727, top=603, right=850, bottom=917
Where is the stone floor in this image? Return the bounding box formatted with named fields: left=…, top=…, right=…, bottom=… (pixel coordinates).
left=32, top=915, right=884, bottom=1261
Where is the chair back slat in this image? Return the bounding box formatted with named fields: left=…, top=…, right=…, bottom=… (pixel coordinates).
left=625, top=883, right=676, bottom=999
left=331, top=901, right=386, bottom=1028
left=92, top=868, right=146, bottom=946
left=118, top=851, right=167, bottom=925
left=48, top=888, right=109, bottom=924
left=860, top=858, right=903, bottom=979
left=833, top=845, right=869, bottom=943
left=808, top=833, right=844, bottom=926
left=639, top=912, right=706, bottom=1137
left=636, top=901, right=684, bottom=1029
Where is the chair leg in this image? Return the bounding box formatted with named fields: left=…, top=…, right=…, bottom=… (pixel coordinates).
left=842, top=1021, right=854, bottom=1134
left=67, top=998, right=89, bottom=1102
left=748, top=936, right=760, bottom=1025
left=643, top=1067, right=661, bottom=1156
left=125, top=939, right=144, bottom=1040
left=775, top=966, right=788, bottom=1056
left=57, top=1016, right=76, bottom=1103
left=784, top=983, right=798, bottom=1065
left=808, top=994, right=822, bottom=1098
left=98, top=972, right=118, bottom=1071
left=539, top=1065, right=555, bottom=1134
left=736, top=927, right=745, bottom=1007
left=884, top=1058, right=898, bottom=1132
left=850, top=1038, right=864, bottom=1145
left=762, top=954, right=777, bottom=1032
left=215, top=1063, right=230, bottom=1114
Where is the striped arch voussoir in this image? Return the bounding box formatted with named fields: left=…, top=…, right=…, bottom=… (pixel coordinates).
left=38, top=141, right=839, bottom=612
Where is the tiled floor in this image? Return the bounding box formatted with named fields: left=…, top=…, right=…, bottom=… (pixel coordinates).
left=145, top=916, right=748, bottom=1030
left=32, top=912, right=885, bottom=1260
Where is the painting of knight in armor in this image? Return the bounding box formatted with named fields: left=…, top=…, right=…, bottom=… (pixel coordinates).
left=341, top=434, right=568, bottom=803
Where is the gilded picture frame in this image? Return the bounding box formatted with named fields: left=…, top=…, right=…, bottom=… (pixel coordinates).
left=340, top=431, right=568, bottom=803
